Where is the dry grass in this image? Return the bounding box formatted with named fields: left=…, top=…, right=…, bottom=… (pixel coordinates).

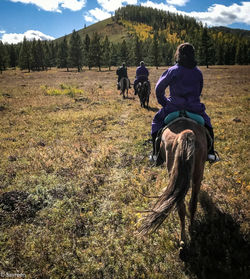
left=0, top=65, right=249, bottom=279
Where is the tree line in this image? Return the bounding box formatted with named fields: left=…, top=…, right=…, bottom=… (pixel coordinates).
left=0, top=5, right=249, bottom=73
left=114, top=5, right=250, bottom=68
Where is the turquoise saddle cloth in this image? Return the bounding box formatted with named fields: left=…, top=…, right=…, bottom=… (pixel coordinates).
left=164, top=110, right=205, bottom=126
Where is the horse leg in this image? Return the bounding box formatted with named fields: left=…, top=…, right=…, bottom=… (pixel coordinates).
left=178, top=201, right=187, bottom=244
left=189, top=178, right=202, bottom=230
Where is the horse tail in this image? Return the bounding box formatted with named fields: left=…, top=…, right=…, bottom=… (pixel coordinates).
left=121, top=78, right=128, bottom=91
left=138, top=130, right=195, bottom=235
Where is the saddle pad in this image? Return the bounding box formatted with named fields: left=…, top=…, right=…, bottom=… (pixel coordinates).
left=185, top=111, right=205, bottom=125
left=164, top=111, right=180, bottom=125
left=164, top=110, right=205, bottom=126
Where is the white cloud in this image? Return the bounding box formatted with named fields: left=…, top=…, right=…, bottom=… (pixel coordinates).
left=0, top=30, right=6, bottom=34
left=97, top=0, right=138, bottom=13
left=166, top=0, right=189, bottom=6
left=85, top=0, right=138, bottom=23
left=188, top=2, right=250, bottom=26
left=141, top=1, right=178, bottom=13
left=9, top=0, right=86, bottom=12
left=1, top=30, right=55, bottom=44
left=84, top=8, right=111, bottom=23
left=141, top=1, right=250, bottom=27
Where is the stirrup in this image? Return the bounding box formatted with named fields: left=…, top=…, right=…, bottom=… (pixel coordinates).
left=149, top=152, right=164, bottom=167
left=149, top=152, right=157, bottom=161
left=208, top=151, right=220, bottom=164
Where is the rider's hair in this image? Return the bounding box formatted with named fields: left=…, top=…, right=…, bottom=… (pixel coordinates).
left=174, top=43, right=197, bottom=69
left=140, top=61, right=144, bottom=66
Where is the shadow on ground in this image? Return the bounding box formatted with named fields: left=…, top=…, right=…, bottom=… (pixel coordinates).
left=147, top=106, right=159, bottom=112
left=182, top=191, right=250, bottom=279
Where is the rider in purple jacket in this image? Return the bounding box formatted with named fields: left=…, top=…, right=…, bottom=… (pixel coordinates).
left=151, top=43, right=219, bottom=164
left=134, top=61, right=149, bottom=94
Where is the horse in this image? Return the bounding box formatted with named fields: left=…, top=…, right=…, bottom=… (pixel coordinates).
left=119, top=77, right=130, bottom=99
left=136, top=81, right=150, bottom=108
left=138, top=117, right=208, bottom=249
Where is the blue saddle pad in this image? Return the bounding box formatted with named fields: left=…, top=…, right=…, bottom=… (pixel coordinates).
left=164, top=110, right=205, bottom=126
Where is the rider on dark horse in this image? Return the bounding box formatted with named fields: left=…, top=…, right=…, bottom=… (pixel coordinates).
left=116, top=62, right=130, bottom=90
left=150, top=43, right=220, bottom=165
left=134, top=61, right=149, bottom=95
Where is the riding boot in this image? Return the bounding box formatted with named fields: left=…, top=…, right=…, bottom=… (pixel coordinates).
left=134, top=86, right=137, bottom=95
left=152, top=132, right=157, bottom=157
left=206, top=126, right=220, bottom=163
left=149, top=132, right=164, bottom=166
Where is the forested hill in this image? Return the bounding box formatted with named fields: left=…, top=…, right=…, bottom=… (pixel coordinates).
left=0, top=5, right=250, bottom=72
left=210, top=26, right=250, bottom=38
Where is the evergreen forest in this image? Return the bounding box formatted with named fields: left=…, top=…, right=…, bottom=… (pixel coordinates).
left=0, top=5, right=250, bottom=73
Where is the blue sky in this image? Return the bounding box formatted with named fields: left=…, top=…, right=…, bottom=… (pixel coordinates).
left=0, top=0, right=250, bottom=44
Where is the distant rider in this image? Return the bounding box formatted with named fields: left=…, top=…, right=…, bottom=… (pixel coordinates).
left=134, top=61, right=149, bottom=95
left=116, top=62, right=129, bottom=90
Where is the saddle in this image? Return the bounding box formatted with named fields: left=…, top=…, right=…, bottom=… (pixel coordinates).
left=153, top=110, right=212, bottom=166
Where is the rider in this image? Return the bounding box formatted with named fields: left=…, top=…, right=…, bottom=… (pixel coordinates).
left=116, top=62, right=129, bottom=90
left=134, top=61, right=149, bottom=95
left=150, top=42, right=220, bottom=164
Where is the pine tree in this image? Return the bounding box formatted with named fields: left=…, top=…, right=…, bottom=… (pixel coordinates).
left=30, top=39, right=45, bottom=70
left=110, top=43, right=118, bottom=67
left=19, top=37, right=31, bottom=72
left=120, top=40, right=129, bottom=64
left=69, top=30, right=83, bottom=72
left=102, top=36, right=111, bottom=70
left=89, top=32, right=102, bottom=71
left=199, top=27, right=212, bottom=68
left=235, top=41, right=244, bottom=65
left=36, top=39, right=45, bottom=70
left=83, top=34, right=90, bottom=69
left=9, top=44, right=17, bottom=68
left=150, top=32, right=159, bottom=68
left=0, top=41, right=8, bottom=73
left=57, top=36, right=69, bottom=71
left=43, top=41, right=51, bottom=70
left=214, top=33, right=224, bottom=65
left=133, top=35, right=143, bottom=66
left=49, top=41, right=57, bottom=67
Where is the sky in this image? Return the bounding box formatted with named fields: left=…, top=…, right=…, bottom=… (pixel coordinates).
left=0, top=0, right=250, bottom=44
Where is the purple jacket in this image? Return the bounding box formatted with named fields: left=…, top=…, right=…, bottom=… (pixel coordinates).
left=152, top=64, right=211, bottom=135
left=134, top=65, right=149, bottom=83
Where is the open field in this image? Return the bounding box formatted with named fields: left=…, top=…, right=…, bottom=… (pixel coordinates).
left=0, top=65, right=249, bottom=278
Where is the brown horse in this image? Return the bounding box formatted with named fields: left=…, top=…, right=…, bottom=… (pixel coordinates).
left=139, top=117, right=208, bottom=246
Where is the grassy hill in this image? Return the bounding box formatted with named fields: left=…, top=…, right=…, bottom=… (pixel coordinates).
left=55, top=17, right=132, bottom=44
left=0, top=65, right=249, bottom=278
left=55, top=5, right=250, bottom=45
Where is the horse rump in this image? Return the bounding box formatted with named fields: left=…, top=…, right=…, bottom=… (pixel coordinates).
left=138, top=81, right=150, bottom=108
left=138, top=129, right=195, bottom=235
left=120, top=77, right=129, bottom=98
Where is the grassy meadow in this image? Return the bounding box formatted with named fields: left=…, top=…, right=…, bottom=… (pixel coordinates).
left=0, top=65, right=249, bottom=278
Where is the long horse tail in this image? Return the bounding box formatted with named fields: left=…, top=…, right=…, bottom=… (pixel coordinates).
left=138, top=130, right=195, bottom=235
